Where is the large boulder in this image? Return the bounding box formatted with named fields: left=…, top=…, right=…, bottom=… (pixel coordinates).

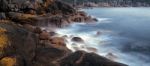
left=60, top=51, right=128, bottom=66
left=71, top=37, right=84, bottom=43
left=0, top=23, right=38, bottom=66
left=0, top=22, right=72, bottom=66
left=33, top=47, right=68, bottom=66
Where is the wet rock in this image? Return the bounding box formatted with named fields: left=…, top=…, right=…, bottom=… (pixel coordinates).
left=49, top=37, right=66, bottom=47
left=33, top=47, right=66, bottom=66
left=73, top=16, right=85, bottom=22
left=34, top=27, right=42, bottom=34
left=39, top=30, right=50, bottom=40
left=96, top=31, right=101, bottom=35
left=60, top=51, right=128, bottom=66
left=0, top=23, right=38, bottom=66
left=49, top=31, right=57, bottom=36
left=0, top=23, right=72, bottom=66
left=46, top=0, right=75, bottom=15
left=23, top=24, right=35, bottom=32
left=62, top=35, right=68, bottom=38
left=106, top=53, right=118, bottom=61
left=71, top=37, right=84, bottom=43
left=93, top=18, right=98, bottom=22
left=87, top=47, right=98, bottom=52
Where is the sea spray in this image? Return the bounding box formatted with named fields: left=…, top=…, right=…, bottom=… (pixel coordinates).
left=55, top=16, right=150, bottom=66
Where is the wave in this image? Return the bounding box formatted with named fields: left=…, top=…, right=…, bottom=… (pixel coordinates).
left=55, top=22, right=150, bottom=66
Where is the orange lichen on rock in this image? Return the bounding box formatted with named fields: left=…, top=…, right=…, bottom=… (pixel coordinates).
left=0, top=57, right=16, bottom=66
left=0, top=28, right=8, bottom=51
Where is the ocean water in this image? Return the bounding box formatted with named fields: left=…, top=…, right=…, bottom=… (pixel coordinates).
left=56, top=8, right=150, bottom=66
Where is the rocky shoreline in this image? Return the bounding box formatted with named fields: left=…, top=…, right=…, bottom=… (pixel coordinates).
left=0, top=0, right=127, bottom=66
left=63, top=0, right=150, bottom=7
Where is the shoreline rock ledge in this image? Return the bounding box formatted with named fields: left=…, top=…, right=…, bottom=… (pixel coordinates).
left=0, top=0, right=127, bottom=66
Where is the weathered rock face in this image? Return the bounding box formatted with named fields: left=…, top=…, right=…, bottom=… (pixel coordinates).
left=0, top=23, right=71, bottom=66
left=0, top=0, right=10, bottom=12
left=1, top=0, right=96, bottom=28
left=39, top=30, right=50, bottom=40
left=46, top=0, right=75, bottom=15
left=0, top=0, right=128, bottom=66
left=0, top=19, right=128, bottom=66
left=60, top=51, right=128, bottom=66
left=0, top=23, right=38, bottom=66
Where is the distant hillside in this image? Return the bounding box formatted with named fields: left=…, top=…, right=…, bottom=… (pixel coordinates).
left=62, top=0, right=150, bottom=7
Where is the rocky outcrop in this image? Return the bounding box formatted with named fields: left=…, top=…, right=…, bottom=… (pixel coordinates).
left=0, top=21, right=127, bottom=66
left=0, top=0, right=97, bottom=28
left=0, top=22, right=70, bottom=66
left=63, top=0, right=150, bottom=7
left=60, top=51, right=127, bottom=66
left=0, top=0, right=127, bottom=66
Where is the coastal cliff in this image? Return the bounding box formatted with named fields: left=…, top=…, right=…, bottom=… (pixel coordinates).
left=0, top=0, right=127, bottom=66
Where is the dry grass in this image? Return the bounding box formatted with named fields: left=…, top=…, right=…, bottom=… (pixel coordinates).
left=0, top=57, right=16, bottom=66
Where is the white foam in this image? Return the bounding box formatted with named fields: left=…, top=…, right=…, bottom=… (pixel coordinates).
left=55, top=22, right=150, bottom=66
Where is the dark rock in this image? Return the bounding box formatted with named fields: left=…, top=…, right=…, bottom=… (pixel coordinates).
left=39, top=30, right=50, bottom=40
left=106, top=53, right=118, bottom=61
left=23, top=24, right=35, bottom=32
left=71, top=37, right=84, bottom=43
left=0, top=13, right=6, bottom=20
left=86, top=47, right=98, bottom=52
left=0, top=23, right=71, bottom=66
left=0, top=0, right=10, bottom=12
left=34, top=27, right=42, bottom=34
left=96, top=31, right=101, bottom=35
left=46, top=0, right=76, bottom=15
left=33, top=47, right=66, bottom=66
left=35, top=15, right=69, bottom=27
left=62, top=35, right=68, bottom=38
left=49, top=37, right=66, bottom=47
left=60, top=51, right=128, bottom=66
left=93, top=18, right=98, bottom=22
left=8, top=12, right=37, bottom=25
left=0, top=23, right=38, bottom=66
left=49, top=31, right=57, bottom=36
